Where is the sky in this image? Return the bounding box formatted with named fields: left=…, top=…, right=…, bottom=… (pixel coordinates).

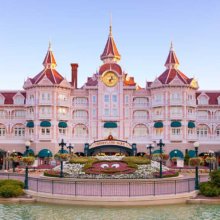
left=0, top=0, right=220, bottom=90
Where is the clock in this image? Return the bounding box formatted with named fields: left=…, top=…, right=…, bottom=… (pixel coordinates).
left=102, top=71, right=118, bottom=87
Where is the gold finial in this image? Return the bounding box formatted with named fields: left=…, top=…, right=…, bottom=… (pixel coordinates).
left=48, top=41, right=52, bottom=51
left=109, top=13, right=112, bottom=35
left=170, top=41, right=173, bottom=51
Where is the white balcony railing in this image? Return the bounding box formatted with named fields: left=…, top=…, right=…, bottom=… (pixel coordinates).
left=170, top=113, right=182, bottom=119
left=39, top=134, right=52, bottom=140
left=170, top=135, right=183, bottom=141
left=39, top=113, right=52, bottom=119
left=57, top=114, right=69, bottom=120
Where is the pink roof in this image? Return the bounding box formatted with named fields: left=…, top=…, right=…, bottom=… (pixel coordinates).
left=196, top=92, right=220, bottom=105
left=100, top=26, right=121, bottom=62
left=1, top=92, right=26, bottom=104
left=158, top=68, right=192, bottom=84
left=99, top=63, right=122, bottom=75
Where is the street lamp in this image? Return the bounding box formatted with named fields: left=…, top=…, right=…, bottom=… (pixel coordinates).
left=157, top=139, right=165, bottom=178
left=146, top=143, right=154, bottom=156
left=47, top=150, right=50, bottom=165
left=208, top=150, right=214, bottom=173
left=59, top=139, right=66, bottom=178
left=12, top=149, right=17, bottom=173
left=24, top=141, right=31, bottom=190
left=194, top=141, right=200, bottom=190
left=7, top=151, right=10, bottom=170
left=67, top=143, right=74, bottom=155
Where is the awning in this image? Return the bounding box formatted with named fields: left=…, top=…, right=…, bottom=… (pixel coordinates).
left=154, top=121, right=163, bottom=128
left=152, top=149, right=164, bottom=154
left=169, top=149, right=184, bottom=159
left=104, top=122, right=117, bottom=128
left=26, top=121, right=34, bottom=128
left=188, top=150, right=196, bottom=158
left=38, top=149, right=53, bottom=158
left=188, top=121, right=195, bottom=128
left=58, top=149, right=68, bottom=154
left=23, top=149, right=34, bottom=156
left=171, top=121, right=182, bottom=127
left=40, top=121, right=51, bottom=127
left=58, top=121, right=67, bottom=128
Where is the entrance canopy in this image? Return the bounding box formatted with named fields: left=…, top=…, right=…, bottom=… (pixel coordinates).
left=38, top=149, right=53, bottom=158
left=169, top=149, right=184, bottom=159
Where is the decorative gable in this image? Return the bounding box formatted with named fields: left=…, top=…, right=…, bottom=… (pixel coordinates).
left=23, top=78, right=33, bottom=89
left=13, top=92, right=25, bottom=105
left=59, top=79, right=71, bottom=88
left=197, top=93, right=209, bottom=105
left=151, top=78, right=163, bottom=88
left=37, top=75, right=54, bottom=86
left=169, top=75, right=185, bottom=86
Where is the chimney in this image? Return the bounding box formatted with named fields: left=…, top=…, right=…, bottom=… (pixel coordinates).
left=71, top=63, right=78, bottom=88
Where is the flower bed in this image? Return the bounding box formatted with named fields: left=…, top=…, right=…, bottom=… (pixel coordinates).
left=44, top=170, right=62, bottom=177
left=154, top=170, right=179, bottom=178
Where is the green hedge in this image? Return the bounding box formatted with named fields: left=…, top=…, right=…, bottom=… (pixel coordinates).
left=0, top=179, right=24, bottom=198
left=199, top=182, right=220, bottom=197
left=122, top=156, right=151, bottom=165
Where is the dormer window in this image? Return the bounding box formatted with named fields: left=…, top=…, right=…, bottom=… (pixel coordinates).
left=14, top=95, right=24, bottom=105
left=198, top=95, right=208, bottom=105
left=218, top=97, right=220, bottom=105
left=0, top=96, right=4, bottom=105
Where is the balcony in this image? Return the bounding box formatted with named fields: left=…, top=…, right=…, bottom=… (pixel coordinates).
left=170, top=113, right=183, bottom=120
left=196, top=116, right=209, bottom=122
left=152, top=100, right=164, bottom=107
left=152, top=134, right=164, bottom=141
left=133, top=103, right=150, bottom=109
left=26, top=101, right=35, bottom=106
left=72, top=102, right=88, bottom=108
left=187, top=134, right=197, bottom=141
left=58, top=114, right=69, bottom=120
left=38, top=100, right=52, bottom=105
left=170, top=135, right=183, bottom=141
left=187, top=114, right=196, bottom=120
left=187, top=100, right=197, bottom=107
left=39, top=134, right=52, bottom=140
left=73, top=117, right=88, bottom=123
left=58, top=100, right=70, bottom=107
left=152, top=114, right=163, bottom=120
left=26, top=113, right=35, bottom=120
left=39, top=113, right=52, bottom=119
left=170, top=99, right=182, bottom=106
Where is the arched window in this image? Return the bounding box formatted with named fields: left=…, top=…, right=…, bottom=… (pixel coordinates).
left=197, top=125, right=210, bottom=138
left=13, top=124, right=25, bottom=137
left=133, top=124, right=148, bottom=137
left=74, top=124, right=88, bottom=137
left=14, top=95, right=24, bottom=105
left=215, top=126, right=220, bottom=137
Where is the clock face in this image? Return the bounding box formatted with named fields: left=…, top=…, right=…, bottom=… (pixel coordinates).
left=102, top=71, right=118, bottom=87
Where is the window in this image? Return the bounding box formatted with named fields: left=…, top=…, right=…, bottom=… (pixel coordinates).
left=171, top=92, right=181, bottom=100
left=73, top=97, right=88, bottom=105
left=197, top=111, right=208, bottom=120
left=216, top=127, right=220, bottom=137
left=133, top=124, right=148, bottom=137
left=14, top=110, right=25, bottom=118
left=41, top=128, right=50, bottom=135
left=59, top=128, right=66, bottom=135
left=0, top=125, right=6, bottom=137
left=73, top=110, right=88, bottom=118
left=112, top=109, right=118, bottom=116
left=155, top=128, right=163, bottom=136
left=197, top=125, right=209, bottom=138
left=172, top=128, right=181, bottom=135
left=112, top=95, right=117, bottom=102
left=41, top=107, right=51, bottom=114
left=133, top=97, right=148, bottom=104
left=198, top=96, right=208, bottom=105
left=125, top=95, right=129, bottom=104
left=74, top=124, right=88, bottom=137
left=14, top=96, right=24, bottom=105
left=104, top=95, right=109, bottom=102
left=13, top=126, right=25, bottom=137
left=58, top=94, right=67, bottom=101
left=92, top=95, right=97, bottom=104
left=125, top=108, right=129, bottom=117
left=188, top=128, right=194, bottom=135
left=171, top=107, right=182, bottom=115
left=28, top=128, right=34, bottom=135
left=92, top=109, right=96, bottom=117
left=104, top=109, right=110, bottom=116
left=0, top=96, right=4, bottom=105
left=0, top=111, right=6, bottom=118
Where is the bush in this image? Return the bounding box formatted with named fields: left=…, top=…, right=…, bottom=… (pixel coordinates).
left=0, top=179, right=24, bottom=189
left=154, top=170, right=179, bottom=178
left=69, top=157, right=97, bottom=164
left=44, top=170, right=61, bottom=177
left=210, top=170, right=220, bottom=187
left=0, top=185, right=24, bottom=198
left=199, top=182, right=220, bottom=197
left=122, top=156, right=150, bottom=165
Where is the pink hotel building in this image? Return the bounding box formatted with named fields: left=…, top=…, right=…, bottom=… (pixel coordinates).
left=0, top=26, right=220, bottom=166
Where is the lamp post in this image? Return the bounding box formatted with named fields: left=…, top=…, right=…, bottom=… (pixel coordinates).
left=47, top=150, right=50, bottom=165
left=157, top=139, right=165, bottom=178
left=67, top=143, right=74, bottom=155
left=194, top=141, right=200, bottom=190
left=59, top=139, right=66, bottom=178
left=24, top=141, right=31, bottom=190
left=146, top=143, right=154, bottom=156
left=208, top=150, right=214, bottom=173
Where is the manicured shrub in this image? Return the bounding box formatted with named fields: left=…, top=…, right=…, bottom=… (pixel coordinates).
left=44, top=170, right=61, bottom=177
left=209, top=170, right=220, bottom=187
left=199, top=182, right=220, bottom=197
left=69, top=157, right=97, bottom=164
left=122, top=156, right=150, bottom=165
left=0, top=185, right=24, bottom=198
left=0, top=179, right=24, bottom=189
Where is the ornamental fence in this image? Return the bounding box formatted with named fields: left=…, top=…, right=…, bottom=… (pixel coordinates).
left=0, top=173, right=208, bottom=197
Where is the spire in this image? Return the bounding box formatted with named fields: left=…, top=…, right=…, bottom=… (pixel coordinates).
left=43, top=42, right=57, bottom=69
left=164, top=42, right=179, bottom=69
left=100, top=20, right=121, bottom=63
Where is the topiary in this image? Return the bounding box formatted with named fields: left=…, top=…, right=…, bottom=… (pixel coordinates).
left=199, top=182, right=220, bottom=197
left=0, top=185, right=24, bottom=198
left=210, top=170, right=220, bottom=187
left=0, top=179, right=24, bottom=189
